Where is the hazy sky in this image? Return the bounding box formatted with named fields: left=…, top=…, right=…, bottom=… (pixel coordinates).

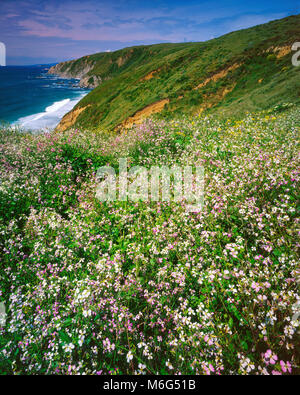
left=0, top=0, right=299, bottom=65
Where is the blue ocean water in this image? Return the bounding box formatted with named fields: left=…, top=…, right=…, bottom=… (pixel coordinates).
left=0, top=65, right=90, bottom=131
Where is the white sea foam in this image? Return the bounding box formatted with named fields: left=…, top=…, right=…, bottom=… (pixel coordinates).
left=14, top=93, right=87, bottom=133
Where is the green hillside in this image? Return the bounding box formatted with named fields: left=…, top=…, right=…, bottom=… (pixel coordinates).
left=49, top=14, right=300, bottom=131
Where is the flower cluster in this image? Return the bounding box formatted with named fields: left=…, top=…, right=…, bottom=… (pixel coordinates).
left=0, top=106, right=299, bottom=374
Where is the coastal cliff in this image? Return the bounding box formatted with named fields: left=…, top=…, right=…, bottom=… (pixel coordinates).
left=48, top=49, right=135, bottom=89
left=48, top=57, right=101, bottom=88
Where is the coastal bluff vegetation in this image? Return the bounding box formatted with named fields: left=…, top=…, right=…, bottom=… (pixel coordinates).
left=48, top=14, right=300, bottom=131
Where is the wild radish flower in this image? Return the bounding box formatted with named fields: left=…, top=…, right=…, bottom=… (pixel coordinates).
left=251, top=282, right=260, bottom=292
left=240, top=357, right=255, bottom=373
left=204, top=335, right=214, bottom=345
left=63, top=343, right=75, bottom=353
left=137, top=363, right=147, bottom=374
left=83, top=309, right=92, bottom=317
left=126, top=351, right=133, bottom=363
left=203, top=363, right=215, bottom=375
left=272, top=370, right=282, bottom=375
left=103, top=338, right=115, bottom=352
left=264, top=350, right=278, bottom=365
left=166, top=360, right=174, bottom=370
left=280, top=360, right=292, bottom=373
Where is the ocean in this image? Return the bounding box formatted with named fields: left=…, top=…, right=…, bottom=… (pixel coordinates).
left=0, top=65, right=90, bottom=132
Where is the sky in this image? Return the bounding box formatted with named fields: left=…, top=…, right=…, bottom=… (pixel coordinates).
left=0, top=0, right=299, bottom=65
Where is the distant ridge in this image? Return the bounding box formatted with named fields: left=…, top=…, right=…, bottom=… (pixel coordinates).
left=48, top=14, right=300, bottom=131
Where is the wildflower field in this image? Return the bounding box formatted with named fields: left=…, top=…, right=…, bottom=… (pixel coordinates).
left=0, top=105, right=299, bottom=375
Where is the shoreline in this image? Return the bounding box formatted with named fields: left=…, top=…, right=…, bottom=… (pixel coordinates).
left=13, top=92, right=89, bottom=133
left=0, top=65, right=90, bottom=133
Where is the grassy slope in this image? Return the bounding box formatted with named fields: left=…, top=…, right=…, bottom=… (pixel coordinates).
left=54, top=14, right=300, bottom=130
